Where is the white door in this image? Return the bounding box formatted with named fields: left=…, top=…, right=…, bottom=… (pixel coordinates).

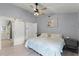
left=13, top=20, right=25, bottom=46
left=25, top=23, right=37, bottom=40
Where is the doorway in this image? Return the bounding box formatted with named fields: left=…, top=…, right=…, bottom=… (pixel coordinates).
left=1, top=20, right=13, bottom=48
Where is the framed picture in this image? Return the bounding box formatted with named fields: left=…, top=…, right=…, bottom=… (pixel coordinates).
left=48, top=19, right=57, bottom=28
left=2, top=26, right=6, bottom=30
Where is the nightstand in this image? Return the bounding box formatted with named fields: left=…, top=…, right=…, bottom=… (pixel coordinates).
left=64, top=38, right=78, bottom=53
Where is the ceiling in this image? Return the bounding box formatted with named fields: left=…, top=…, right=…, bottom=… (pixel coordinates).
left=13, top=3, right=79, bottom=14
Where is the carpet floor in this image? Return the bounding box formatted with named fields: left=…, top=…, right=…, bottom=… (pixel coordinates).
left=0, top=45, right=78, bottom=56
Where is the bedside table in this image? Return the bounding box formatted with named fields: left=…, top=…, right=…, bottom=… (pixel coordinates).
left=64, top=38, right=78, bottom=53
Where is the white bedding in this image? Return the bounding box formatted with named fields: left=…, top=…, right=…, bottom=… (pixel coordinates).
left=25, top=37, right=65, bottom=56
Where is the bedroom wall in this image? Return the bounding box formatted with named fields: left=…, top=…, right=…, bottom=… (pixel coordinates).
left=77, top=13, right=79, bottom=41
left=35, top=13, right=78, bottom=41
left=0, top=3, right=36, bottom=22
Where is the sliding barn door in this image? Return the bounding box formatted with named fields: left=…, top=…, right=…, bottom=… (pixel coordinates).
left=13, top=20, right=25, bottom=46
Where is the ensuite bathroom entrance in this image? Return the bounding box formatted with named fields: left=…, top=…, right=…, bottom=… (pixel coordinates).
left=0, top=17, right=13, bottom=49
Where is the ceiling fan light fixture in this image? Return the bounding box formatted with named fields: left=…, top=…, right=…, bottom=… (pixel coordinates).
left=34, top=12, right=39, bottom=16
left=34, top=8, right=36, bottom=11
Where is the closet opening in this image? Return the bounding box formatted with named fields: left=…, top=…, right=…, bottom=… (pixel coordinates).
left=1, top=20, right=13, bottom=49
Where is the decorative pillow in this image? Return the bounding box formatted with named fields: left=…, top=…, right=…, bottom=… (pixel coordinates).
left=48, top=33, right=51, bottom=37
left=51, top=33, right=62, bottom=39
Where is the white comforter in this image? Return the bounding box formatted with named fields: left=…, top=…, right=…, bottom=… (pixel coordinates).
left=25, top=37, right=65, bottom=56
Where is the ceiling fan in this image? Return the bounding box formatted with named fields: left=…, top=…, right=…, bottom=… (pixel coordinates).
left=30, top=3, right=47, bottom=16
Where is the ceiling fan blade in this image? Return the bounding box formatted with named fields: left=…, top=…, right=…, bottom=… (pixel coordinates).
left=40, top=7, right=47, bottom=10
left=38, top=10, right=45, bottom=15
left=29, top=3, right=46, bottom=15
left=39, top=12, right=45, bottom=15
left=37, top=3, right=47, bottom=10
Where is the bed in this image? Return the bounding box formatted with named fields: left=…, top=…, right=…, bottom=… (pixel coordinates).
left=25, top=33, right=65, bottom=56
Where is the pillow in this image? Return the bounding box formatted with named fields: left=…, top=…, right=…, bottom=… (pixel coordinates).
left=50, top=33, right=62, bottom=39
left=39, top=33, right=48, bottom=38
left=48, top=33, right=52, bottom=37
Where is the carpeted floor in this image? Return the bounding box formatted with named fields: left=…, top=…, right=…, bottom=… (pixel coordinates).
left=1, top=39, right=13, bottom=48
left=0, top=45, right=78, bottom=56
